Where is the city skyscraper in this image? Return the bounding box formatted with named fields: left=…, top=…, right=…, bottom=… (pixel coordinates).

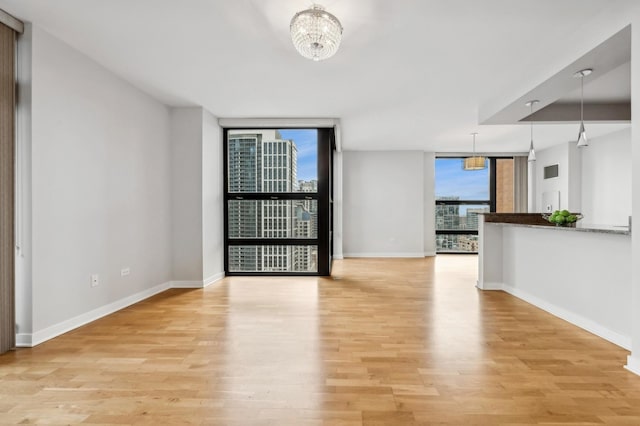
left=227, top=130, right=317, bottom=272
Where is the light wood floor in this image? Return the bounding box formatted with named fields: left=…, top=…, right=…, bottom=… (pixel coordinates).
left=2, top=256, right=640, bottom=425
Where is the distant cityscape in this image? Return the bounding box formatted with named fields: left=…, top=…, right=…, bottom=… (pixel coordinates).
left=436, top=196, right=489, bottom=252
left=227, top=130, right=317, bottom=272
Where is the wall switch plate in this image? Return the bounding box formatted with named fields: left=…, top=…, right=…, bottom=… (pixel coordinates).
left=121, top=267, right=130, bottom=277
left=91, top=274, right=99, bottom=287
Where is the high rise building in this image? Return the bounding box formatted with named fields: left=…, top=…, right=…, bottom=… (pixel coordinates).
left=436, top=196, right=460, bottom=231
left=465, top=207, right=490, bottom=230
left=227, top=130, right=316, bottom=272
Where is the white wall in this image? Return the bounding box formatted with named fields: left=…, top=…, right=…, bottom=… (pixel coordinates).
left=170, top=108, right=204, bottom=282
left=29, top=27, right=172, bottom=334
left=535, top=142, right=570, bottom=212
left=343, top=151, right=426, bottom=257
left=15, top=24, right=33, bottom=339
left=581, top=128, right=631, bottom=225
left=170, top=107, right=225, bottom=285
left=534, top=129, right=631, bottom=226
left=629, top=9, right=640, bottom=375
left=567, top=142, right=582, bottom=213
left=201, top=109, right=224, bottom=283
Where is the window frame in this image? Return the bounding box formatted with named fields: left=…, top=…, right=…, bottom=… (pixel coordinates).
left=223, top=127, right=333, bottom=276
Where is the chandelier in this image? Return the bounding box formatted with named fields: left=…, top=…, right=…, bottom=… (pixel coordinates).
left=290, top=4, right=343, bottom=61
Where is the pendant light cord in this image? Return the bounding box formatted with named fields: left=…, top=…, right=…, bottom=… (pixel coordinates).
left=530, top=103, right=534, bottom=142
left=580, top=75, right=584, bottom=123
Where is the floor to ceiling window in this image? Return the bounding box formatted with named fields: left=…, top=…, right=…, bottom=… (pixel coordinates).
left=435, top=157, right=514, bottom=253
left=223, top=128, right=332, bottom=276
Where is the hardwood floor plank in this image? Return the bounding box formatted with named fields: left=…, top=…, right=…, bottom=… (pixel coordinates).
left=1, top=255, right=640, bottom=424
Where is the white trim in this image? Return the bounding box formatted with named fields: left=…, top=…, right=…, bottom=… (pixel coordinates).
left=477, top=281, right=503, bottom=291
left=502, top=284, right=631, bottom=350
left=15, top=333, right=31, bottom=347
left=169, top=280, right=205, bottom=289
left=332, top=151, right=343, bottom=258
left=203, top=272, right=225, bottom=287
left=424, top=251, right=436, bottom=257
left=218, top=117, right=339, bottom=128
left=332, top=254, right=344, bottom=260
left=0, top=8, right=24, bottom=33
left=625, top=355, right=640, bottom=376
left=19, top=281, right=171, bottom=347
left=343, top=252, right=426, bottom=258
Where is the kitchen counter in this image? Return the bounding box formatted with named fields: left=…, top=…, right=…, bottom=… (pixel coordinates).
left=477, top=214, right=632, bottom=350
left=486, top=221, right=630, bottom=235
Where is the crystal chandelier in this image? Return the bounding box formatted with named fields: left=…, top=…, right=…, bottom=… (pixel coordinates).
left=290, top=4, right=343, bottom=61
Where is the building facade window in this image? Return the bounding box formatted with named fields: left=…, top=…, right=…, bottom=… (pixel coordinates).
left=224, top=128, right=332, bottom=275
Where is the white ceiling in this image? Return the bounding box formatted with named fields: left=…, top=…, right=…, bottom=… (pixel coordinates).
left=0, top=0, right=636, bottom=152
left=560, top=61, right=630, bottom=103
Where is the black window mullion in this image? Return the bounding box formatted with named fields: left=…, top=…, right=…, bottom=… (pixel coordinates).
left=317, top=128, right=332, bottom=276
left=228, top=193, right=318, bottom=201
left=489, top=157, right=497, bottom=212
left=228, top=238, right=318, bottom=246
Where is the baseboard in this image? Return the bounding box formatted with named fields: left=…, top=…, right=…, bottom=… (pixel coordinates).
left=343, top=252, right=426, bottom=258
left=502, top=284, right=631, bottom=350
left=170, top=280, right=206, bottom=288
left=332, top=254, right=344, bottom=260
left=477, top=281, right=504, bottom=291
left=15, top=333, right=32, bottom=347
left=625, top=355, right=640, bottom=376
left=203, top=272, right=225, bottom=287
left=21, top=281, right=172, bottom=348
left=424, top=251, right=436, bottom=257
left=15, top=274, right=229, bottom=348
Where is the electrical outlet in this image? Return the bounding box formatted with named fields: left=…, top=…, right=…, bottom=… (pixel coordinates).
left=121, top=267, right=130, bottom=277
left=91, top=274, right=99, bottom=287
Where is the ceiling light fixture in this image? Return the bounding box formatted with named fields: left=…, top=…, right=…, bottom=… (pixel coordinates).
left=574, top=68, right=592, bottom=147
left=525, top=100, right=539, bottom=162
left=463, top=132, right=486, bottom=171
left=290, top=4, right=343, bottom=61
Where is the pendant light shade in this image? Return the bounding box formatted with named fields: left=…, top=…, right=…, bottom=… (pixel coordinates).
left=577, top=121, right=588, bottom=147
left=574, top=68, right=592, bottom=148
left=525, top=100, right=539, bottom=162
left=463, top=133, right=486, bottom=171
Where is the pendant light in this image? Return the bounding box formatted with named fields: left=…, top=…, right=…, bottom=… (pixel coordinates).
left=574, top=68, right=592, bottom=147
left=463, top=132, right=486, bottom=171
left=525, top=100, right=539, bottom=162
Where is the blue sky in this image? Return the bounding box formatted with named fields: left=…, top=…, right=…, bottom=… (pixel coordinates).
left=279, top=129, right=317, bottom=181
left=435, top=158, right=489, bottom=200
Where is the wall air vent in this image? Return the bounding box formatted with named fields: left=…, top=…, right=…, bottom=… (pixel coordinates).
left=544, top=164, right=559, bottom=179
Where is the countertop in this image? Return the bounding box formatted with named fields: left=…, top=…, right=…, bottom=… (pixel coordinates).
left=485, top=221, right=631, bottom=235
